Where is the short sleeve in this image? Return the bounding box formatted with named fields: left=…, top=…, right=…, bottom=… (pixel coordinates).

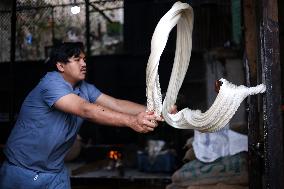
left=85, top=82, right=102, bottom=103
left=40, top=79, right=73, bottom=107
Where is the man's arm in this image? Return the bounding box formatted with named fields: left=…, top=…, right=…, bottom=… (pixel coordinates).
left=54, top=93, right=159, bottom=133
left=95, top=94, right=178, bottom=116
left=95, top=94, right=146, bottom=115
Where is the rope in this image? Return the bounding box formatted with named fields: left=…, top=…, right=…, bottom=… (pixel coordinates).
left=146, top=1, right=266, bottom=132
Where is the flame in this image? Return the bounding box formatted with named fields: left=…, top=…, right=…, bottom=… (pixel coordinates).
left=108, top=150, right=121, bottom=160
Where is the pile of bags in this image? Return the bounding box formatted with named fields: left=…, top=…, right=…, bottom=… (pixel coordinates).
left=166, top=128, right=249, bottom=189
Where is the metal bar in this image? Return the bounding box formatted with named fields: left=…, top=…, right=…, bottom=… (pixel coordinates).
left=0, top=10, right=11, bottom=13
left=51, top=7, right=55, bottom=44
left=16, top=0, right=123, bottom=11
left=258, top=0, right=284, bottom=188
left=89, top=2, right=113, bottom=23
left=85, top=0, right=91, bottom=56
left=89, top=5, right=123, bottom=12
left=9, top=0, right=16, bottom=127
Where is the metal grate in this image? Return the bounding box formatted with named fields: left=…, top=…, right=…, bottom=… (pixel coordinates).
left=0, top=11, right=11, bottom=62
left=16, top=6, right=53, bottom=61
left=88, top=0, right=124, bottom=55
left=15, top=0, right=86, bottom=61
left=0, top=0, right=124, bottom=62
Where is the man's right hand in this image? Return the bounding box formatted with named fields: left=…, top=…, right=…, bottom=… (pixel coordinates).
left=129, top=111, right=162, bottom=133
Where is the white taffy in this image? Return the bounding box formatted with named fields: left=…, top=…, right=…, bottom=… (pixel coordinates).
left=146, top=1, right=266, bottom=132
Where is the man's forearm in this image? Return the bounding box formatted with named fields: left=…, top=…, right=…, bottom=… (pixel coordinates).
left=81, top=102, right=159, bottom=133
left=114, top=99, right=146, bottom=115
left=54, top=93, right=159, bottom=133
left=95, top=94, right=146, bottom=115
left=82, top=102, right=134, bottom=127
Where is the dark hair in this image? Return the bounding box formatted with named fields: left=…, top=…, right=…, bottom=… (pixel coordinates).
left=45, top=42, right=85, bottom=72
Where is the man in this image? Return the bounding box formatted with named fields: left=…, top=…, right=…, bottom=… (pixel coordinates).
left=0, top=42, right=163, bottom=189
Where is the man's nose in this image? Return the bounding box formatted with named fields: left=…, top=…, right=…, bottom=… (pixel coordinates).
left=81, top=59, right=86, bottom=66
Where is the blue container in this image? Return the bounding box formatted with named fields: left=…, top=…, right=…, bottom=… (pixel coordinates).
left=137, top=151, right=176, bottom=173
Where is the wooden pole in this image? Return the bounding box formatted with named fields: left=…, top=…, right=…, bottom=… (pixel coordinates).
left=258, top=0, right=284, bottom=188
left=244, top=0, right=283, bottom=188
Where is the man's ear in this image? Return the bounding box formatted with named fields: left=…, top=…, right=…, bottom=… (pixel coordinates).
left=56, top=62, right=64, bottom=72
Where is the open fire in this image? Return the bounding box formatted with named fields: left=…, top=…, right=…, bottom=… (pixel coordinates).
left=108, top=150, right=122, bottom=160
left=107, top=150, right=124, bottom=176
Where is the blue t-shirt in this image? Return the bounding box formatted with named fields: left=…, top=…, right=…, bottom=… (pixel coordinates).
left=4, top=71, right=102, bottom=172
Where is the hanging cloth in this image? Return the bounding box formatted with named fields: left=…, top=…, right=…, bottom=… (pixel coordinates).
left=146, top=1, right=266, bottom=132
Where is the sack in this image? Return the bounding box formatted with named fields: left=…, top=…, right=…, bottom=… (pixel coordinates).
left=187, top=183, right=248, bottom=189
left=166, top=183, right=248, bottom=189
left=167, top=152, right=248, bottom=188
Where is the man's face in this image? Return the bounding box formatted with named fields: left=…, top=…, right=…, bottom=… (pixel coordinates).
left=58, top=52, right=87, bottom=86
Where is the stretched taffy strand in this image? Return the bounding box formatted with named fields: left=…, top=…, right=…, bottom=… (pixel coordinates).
left=146, top=2, right=266, bottom=132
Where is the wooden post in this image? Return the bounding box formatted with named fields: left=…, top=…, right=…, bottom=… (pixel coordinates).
left=243, top=0, right=263, bottom=188
left=258, top=0, right=284, bottom=188
left=244, top=0, right=283, bottom=188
